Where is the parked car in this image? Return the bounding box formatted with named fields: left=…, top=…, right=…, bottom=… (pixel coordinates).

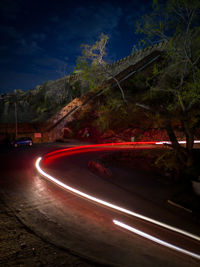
left=11, top=137, right=33, bottom=148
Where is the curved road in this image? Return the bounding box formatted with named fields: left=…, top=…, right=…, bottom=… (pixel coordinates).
left=0, top=141, right=199, bottom=266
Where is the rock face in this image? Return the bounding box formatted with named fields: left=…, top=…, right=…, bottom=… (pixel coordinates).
left=47, top=98, right=83, bottom=126
left=43, top=97, right=84, bottom=142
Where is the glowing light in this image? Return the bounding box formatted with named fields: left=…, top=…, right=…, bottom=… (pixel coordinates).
left=155, top=140, right=200, bottom=145
left=35, top=142, right=200, bottom=259
left=44, top=141, right=157, bottom=158
left=43, top=140, right=200, bottom=160
left=42, top=146, right=133, bottom=164
left=35, top=155, right=200, bottom=242
left=113, top=220, right=200, bottom=260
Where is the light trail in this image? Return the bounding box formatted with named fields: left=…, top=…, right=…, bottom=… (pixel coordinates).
left=43, top=141, right=157, bottom=158
left=43, top=139, right=200, bottom=159
left=35, top=141, right=200, bottom=260
left=113, top=220, right=200, bottom=260
left=155, top=140, right=200, bottom=145
left=35, top=148, right=200, bottom=242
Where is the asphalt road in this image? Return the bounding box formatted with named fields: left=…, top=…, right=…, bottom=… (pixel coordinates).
left=0, top=141, right=199, bottom=267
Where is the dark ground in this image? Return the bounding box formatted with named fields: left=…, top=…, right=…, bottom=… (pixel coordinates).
left=0, top=143, right=99, bottom=267
left=99, top=148, right=200, bottom=216
left=0, top=197, right=96, bottom=267
left=0, top=142, right=199, bottom=266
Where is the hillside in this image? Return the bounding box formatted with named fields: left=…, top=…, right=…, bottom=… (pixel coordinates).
left=0, top=40, right=187, bottom=144
left=0, top=41, right=167, bottom=124
left=0, top=73, right=83, bottom=124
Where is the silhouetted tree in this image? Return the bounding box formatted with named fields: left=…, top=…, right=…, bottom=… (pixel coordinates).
left=136, top=0, right=200, bottom=179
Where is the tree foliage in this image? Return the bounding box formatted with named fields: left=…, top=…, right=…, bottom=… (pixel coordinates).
left=136, top=0, right=200, bottom=179
left=76, top=33, right=108, bottom=91
left=76, top=33, right=127, bottom=102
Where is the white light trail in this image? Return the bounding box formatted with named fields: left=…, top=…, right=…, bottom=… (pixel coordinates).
left=155, top=140, right=200, bottom=145
left=35, top=156, right=200, bottom=242
left=113, top=220, right=200, bottom=260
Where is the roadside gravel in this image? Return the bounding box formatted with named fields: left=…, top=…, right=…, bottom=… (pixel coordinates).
left=0, top=197, right=95, bottom=267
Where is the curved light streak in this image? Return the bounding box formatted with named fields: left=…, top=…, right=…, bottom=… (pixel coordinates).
left=44, top=141, right=157, bottom=158
left=155, top=140, right=200, bottom=145
left=113, top=220, right=200, bottom=260
left=35, top=146, right=200, bottom=243
left=35, top=142, right=200, bottom=260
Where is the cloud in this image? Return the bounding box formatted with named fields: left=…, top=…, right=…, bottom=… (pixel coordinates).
left=0, top=68, right=64, bottom=92
left=33, top=55, right=75, bottom=78
left=0, top=27, right=45, bottom=57
left=0, top=71, right=42, bottom=91
left=50, top=16, right=60, bottom=23
left=0, top=0, right=21, bottom=19
left=0, top=26, right=21, bottom=56
left=33, top=56, right=68, bottom=72
left=125, top=1, right=153, bottom=30
left=0, top=46, right=7, bottom=52
left=0, top=25, right=19, bottom=37
left=52, top=3, right=122, bottom=43
left=0, top=54, right=72, bottom=92
left=0, top=25, right=47, bottom=57
left=0, top=25, right=21, bottom=45
left=15, top=38, right=42, bottom=55
left=31, top=33, right=46, bottom=42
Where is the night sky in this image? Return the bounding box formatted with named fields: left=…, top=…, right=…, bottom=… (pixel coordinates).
left=0, top=0, right=152, bottom=93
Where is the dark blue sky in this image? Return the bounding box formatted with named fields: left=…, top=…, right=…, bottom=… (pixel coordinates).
left=0, top=0, right=152, bottom=92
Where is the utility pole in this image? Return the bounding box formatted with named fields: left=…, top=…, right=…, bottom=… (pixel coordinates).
left=14, top=102, right=18, bottom=139
left=1, top=93, right=20, bottom=139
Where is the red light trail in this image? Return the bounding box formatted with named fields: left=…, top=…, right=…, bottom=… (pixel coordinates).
left=35, top=141, right=200, bottom=260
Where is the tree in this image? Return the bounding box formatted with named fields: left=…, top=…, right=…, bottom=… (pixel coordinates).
left=76, top=33, right=127, bottom=103
left=136, top=0, right=200, bottom=180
